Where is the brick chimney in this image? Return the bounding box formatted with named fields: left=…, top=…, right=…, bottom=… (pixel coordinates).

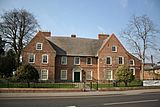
left=42, top=32, right=51, bottom=37
left=98, top=34, right=109, bottom=40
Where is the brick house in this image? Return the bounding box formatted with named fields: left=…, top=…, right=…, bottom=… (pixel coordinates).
left=22, top=31, right=141, bottom=82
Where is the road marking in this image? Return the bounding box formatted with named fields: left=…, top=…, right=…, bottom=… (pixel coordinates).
left=66, top=106, right=76, bottom=107
left=103, top=99, right=159, bottom=106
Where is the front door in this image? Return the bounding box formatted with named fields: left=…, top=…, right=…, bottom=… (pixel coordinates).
left=74, top=72, right=80, bottom=82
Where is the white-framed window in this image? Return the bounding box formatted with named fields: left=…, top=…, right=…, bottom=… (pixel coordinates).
left=118, top=56, right=124, bottom=64
left=106, top=56, right=112, bottom=65
left=61, top=56, right=67, bottom=65
left=61, top=70, right=67, bottom=80
left=42, top=54, right=48, bottom=64
left=129, top=59, right=135, bottom=66
left=86, top=71, right=92, bottom=80
left=112, top=45, right=117, bottom=52
left=130, top=67, right=135, bottom=75
left=86, top=57, right=92, bottom=65
left=28, top=53, right=35, bottom=63
left=41, top=69, right=48, bottom=80
left=74, top=57, right=80, bottom=65
left=36, top=43, right=43, bottom=50
left=105, top=70, right=113, bottom=80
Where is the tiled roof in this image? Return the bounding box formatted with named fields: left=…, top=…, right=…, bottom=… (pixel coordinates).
left=46, top=36, right=104, bottom=56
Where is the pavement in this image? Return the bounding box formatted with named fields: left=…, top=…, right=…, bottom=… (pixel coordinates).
left=0, top=89, right=160, bottom=98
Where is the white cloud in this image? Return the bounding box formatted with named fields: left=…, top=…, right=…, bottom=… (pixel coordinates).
left=120, top=0, right=128, bottom=8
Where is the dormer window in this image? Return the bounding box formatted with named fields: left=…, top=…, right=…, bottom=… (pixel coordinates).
left=36, top=43, right=43, bottom=50
left=129, top=59, right=135, bottom=66
left=112, top=45, right=117, bottom=52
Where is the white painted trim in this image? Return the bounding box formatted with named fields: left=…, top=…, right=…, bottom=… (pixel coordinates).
left=86, top=70, right=92, bottom=80
left=28, top=53, right=35, bottom=63
left=112, top=45, right=117, bottom=52
left=72, top=69, right=82, bottom=82
left=36, top=42, right=43, bottom=50
left=41, top=69, right=48, bottom=80
left=130, top=59, right=135, bottom=66
left=106, top=56, right=112, bottom=65
left=118, top=56, right=124, bottom=65
left=42, top=54, right=48, bottom=64
left=74, top=57, right=80, bottom=65
left=86, top=57, right=92, bottom=65
left=60, top=70, right=67, bottom=80
left=61, top=56, right=67, bottom=65
left=105, top=70, right=113, bottom=80
left=130, top=67, right=135, bottom=75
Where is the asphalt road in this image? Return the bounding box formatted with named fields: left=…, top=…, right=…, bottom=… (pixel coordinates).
left=0, top=92, right=160, bottom=107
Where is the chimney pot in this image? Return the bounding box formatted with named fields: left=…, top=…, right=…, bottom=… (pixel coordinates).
left=98, top=34, right=109, bottom=40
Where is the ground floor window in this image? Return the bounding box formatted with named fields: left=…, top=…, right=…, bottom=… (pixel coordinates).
left=41, top=69, right=48, bottom=80
left=86, top=71, right=92, bottom=80
left=130, top=67, right=135, bottom=75
left=105, top=70, right=113, bottom=80
left=61, top=70, right=67, bottom=80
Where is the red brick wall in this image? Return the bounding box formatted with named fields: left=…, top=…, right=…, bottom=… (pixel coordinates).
left=98, top=34, right=141, bottom=81
left=22, top=32, right=56, bottom=82
left=55, top=56, right=98, bottom=82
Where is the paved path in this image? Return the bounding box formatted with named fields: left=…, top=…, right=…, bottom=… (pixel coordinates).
left=0, top=89, right=160, bottom=98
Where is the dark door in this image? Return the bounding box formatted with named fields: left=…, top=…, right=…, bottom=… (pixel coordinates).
left=74, top=72, right=80, bottom=82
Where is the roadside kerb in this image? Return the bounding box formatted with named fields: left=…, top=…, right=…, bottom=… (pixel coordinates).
left=0, top=89, right=160, bottom=98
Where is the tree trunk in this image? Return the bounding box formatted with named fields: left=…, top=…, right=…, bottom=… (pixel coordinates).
left=27, top=81, right=30, bottom=88
left=124, top=81, right=128, bottom=87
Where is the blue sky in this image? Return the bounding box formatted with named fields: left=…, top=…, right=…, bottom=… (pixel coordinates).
left=0, top=0, right=160, bottom=62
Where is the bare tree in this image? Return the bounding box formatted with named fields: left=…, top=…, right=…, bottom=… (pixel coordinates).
left=0, top=9, right=39, bottom=67
left=122, top=15, right=159, bottom=80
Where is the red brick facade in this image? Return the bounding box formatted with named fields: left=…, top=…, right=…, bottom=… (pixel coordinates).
left=22, top=31, right=141, bottom=82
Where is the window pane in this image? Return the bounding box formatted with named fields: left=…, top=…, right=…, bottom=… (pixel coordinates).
left=61, top=70, right=67, bottom=80
left=87, top=58, right=92, bottom=65
left=105, top=70, right=112, bottom=80
left=29, top=54, right=35, bottom=63
left=36, top=43, right=42, bottom=50
left=112, top=46, right=117, bottom=52
left=61, top=56, right=67, bottom=65
left=118, top=57, right=124, bottom=64
left=74, top=57, right=80, bottom=65
left=86, top=71, right=92, bottom=80
left=42, top=55, right=48, bottom=63
left=106, top=57, right=111, bottom=64
left=130, top=59, right=134, bottom=66
left=41, top=69, right=48, bottom=80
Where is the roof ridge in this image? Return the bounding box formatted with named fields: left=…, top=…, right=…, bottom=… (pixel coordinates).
left=46, top=36, right=103, bottom=41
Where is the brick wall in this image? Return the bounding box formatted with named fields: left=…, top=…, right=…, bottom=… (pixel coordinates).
left=22, top=31, right=56, bottom=82
left=55, top=56, right=98, bottom=82
left=98, top=34, right=141, bottom=80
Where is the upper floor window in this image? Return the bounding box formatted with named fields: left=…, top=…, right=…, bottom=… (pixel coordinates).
left=36, top=43, right=43, bottom=50
left=61, top=70, right=67, bottom=80
left=74, top=57, right=80, bottom=65
left=86, top=57, right=92, bottom=65
left=28, top=54, right=35, bottom=63
left=130, top=68, right=135, bottom=75
left=86, top=71, right=92, bottom=80
left=105, top=70, right=113, bottom=80
left=112, top=45, right=117, bottom=52
left=42, top=54, right=48, bottom=64
left=106, top=56, right=112, bottom=65
left=129, top=59, right=135, bottom=66
left=118, top=56, right=124, bottom=64
left=61, top=56, right=67, bottom=65
left=41, top=69, right=48, bottom=80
